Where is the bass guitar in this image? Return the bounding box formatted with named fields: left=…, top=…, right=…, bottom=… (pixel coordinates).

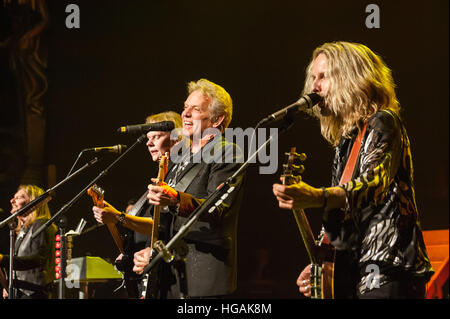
left=281, top=147, right=335, bottom=299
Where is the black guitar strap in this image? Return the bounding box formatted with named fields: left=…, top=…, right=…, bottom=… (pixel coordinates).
left=127, top=190, right=149, bottom=217
left=172, top=164, right=203, bottom=193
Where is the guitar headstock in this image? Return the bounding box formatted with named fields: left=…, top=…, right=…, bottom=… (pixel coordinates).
left=281, top=147, right=307, bottom=186
left=87, top=184, right=105, bottom=207
left=156, top=152, right=169, bottom=183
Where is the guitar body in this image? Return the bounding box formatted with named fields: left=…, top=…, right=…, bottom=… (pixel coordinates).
left=115, top=231, right=141, bottom=298
left=141, top=252, right=161, bottom=299
left=283, top=148, right=335, bottom=299
left=310, top=245, right=335, bottom=299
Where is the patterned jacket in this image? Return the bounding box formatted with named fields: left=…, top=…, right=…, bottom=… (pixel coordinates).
left=323, top=110, right=434, bottom=295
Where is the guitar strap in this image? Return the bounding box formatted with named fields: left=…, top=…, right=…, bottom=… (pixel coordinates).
left=339, top=122, right=368, bottom=186
left=172, top=164, right=203, bottom=193
left=127, top=190, right=150, bottom=217
left=322, top=122, right=368, bottom=245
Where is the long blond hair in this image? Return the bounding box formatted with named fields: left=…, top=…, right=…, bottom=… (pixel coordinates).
left=15, top=184, right=51, bottom=233
left=302, top=41, right=400, bottom=146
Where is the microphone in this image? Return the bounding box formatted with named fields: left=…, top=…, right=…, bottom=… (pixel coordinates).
left=83, top=144, right=127, bottom=154
left=117, top=121, right=175, bottom=134
left=260, top=93, right=322, bottom=125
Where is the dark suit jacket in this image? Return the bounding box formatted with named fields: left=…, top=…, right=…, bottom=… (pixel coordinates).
left=1, top=218, right=57, bottom=297
left=163, top=136, right=245, bottom=297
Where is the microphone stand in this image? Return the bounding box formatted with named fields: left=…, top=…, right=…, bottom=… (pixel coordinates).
left=32, top=134, right=148, bottom=241
left=140, top=115, right=295, bottom=278
left=8, top=219, right=17, bottom=299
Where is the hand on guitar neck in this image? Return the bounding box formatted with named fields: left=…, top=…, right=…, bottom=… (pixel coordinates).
left=91, top=191, right=153, bottom=237
left=274, top=147, right=336, bottom=299
left=147, top=178, right=179, bottom=207
left=92, top=200, right=122, bottom=225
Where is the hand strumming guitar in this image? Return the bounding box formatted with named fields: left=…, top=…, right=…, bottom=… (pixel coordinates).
left=133, top=247, right=151, bottom=275
left=296, top=264, right=312, bottom=298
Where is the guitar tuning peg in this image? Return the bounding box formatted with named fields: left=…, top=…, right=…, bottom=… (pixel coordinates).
left=293, top=152, right=307, bottom=161
left=293, top=164, right=305, bottom=174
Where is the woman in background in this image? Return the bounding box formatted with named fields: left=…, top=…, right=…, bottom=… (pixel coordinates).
left=0, top=185, right=57, bottom=299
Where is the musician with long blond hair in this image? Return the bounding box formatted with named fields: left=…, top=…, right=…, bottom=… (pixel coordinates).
left=0, top=185, right=57, bottom=299
left=273, top=42, right=434, bottom=298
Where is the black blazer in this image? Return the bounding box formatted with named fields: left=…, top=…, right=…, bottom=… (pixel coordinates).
left=165, top=136, right=245, bottom=297
left=1, top=218, right=57, bottom=297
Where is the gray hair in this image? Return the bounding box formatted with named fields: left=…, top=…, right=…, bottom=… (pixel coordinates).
left=187, top=78, right=233, bottom=132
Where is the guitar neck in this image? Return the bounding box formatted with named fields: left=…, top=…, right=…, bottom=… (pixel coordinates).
left=149, top=154, right=168, bottom=250
left=292, top=209, right=317, bottom=264
left=150, top=206, right=161, bottom=248
left=106, top=224, right=124, bottom=254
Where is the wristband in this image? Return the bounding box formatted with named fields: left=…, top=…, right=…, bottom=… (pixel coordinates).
left=118, top=212, right=126, bottom=225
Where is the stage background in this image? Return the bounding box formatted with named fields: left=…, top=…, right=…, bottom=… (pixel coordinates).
left=0, top=0, right=448, bottom=298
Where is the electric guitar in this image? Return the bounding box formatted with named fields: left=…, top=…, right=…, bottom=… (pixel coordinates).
left=141, top=152, right=169, bottom=299
left=281, top=147, right=335, bottom=299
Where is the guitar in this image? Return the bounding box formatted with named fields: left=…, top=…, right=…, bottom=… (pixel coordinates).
left=281, top=147, right=335, bottom=299
left=88, top=185, right=147, bottom=298
left=141, top=152, right=169, bottom=299
left=87, top=185, right=124, bottom=254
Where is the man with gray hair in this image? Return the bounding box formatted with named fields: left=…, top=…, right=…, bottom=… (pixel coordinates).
left=133, top=79, right=245, bottom=299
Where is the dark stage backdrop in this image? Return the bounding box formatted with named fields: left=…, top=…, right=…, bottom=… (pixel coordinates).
left=0, top=0, right=448, bottom=298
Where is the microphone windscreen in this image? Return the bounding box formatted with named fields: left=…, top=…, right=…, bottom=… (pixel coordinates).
left=308, top=92, right=322, bottom=106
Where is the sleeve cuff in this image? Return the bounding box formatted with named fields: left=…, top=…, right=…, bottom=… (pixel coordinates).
left=177, top=192, right=197, bottom=216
